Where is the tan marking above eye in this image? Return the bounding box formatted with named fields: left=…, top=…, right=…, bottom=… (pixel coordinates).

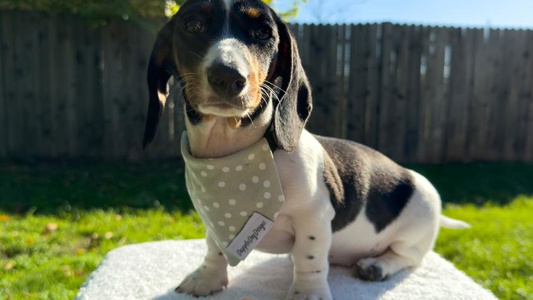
left=245, top=8, right=262, bottom=18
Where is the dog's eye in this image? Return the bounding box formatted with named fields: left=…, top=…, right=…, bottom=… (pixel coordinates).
left=254, top=26, right=272, bottom=40
left=185, top=19, right=205, bottom=33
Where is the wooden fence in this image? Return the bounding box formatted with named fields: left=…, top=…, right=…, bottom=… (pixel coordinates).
left=1, top=11, right=533, bottom=162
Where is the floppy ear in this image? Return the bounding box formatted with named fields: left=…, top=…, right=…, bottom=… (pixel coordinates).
left=143, top=20, right=179, bottom=149
left=268, top=15, right=312, bottom=152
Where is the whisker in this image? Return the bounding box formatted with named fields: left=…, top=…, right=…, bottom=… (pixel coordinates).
left=187, top=51, right=204, bottom=60
left=263, top=80, right=286, bottom=94
left=172, top=76, right=198, bottom=101
left=260, top=84, right=280, bottom=104
left=246, top=112, right=258, bottom=129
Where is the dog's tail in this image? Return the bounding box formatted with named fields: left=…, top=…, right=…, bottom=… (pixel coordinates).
left=439, top=215, right=471, bottom=229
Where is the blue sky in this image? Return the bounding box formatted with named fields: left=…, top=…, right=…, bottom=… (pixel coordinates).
left=272, top=0, right=533, bottom=28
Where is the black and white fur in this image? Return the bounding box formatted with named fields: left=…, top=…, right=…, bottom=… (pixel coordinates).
left=143, top=0, right=469, bottom=299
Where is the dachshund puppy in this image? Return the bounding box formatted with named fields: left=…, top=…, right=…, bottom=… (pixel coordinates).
left=143, top=0, right=469, bottom=299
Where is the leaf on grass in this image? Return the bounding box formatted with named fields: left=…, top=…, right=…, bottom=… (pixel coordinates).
left=4, top=262, right=14, bottom=270
left=44, top=223, right=58, bottom=233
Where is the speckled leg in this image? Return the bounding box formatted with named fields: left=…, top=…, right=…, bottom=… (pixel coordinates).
left=286, top=210, right=333, bottom=300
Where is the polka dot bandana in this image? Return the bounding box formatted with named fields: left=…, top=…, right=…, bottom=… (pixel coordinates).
left=181, top=132, right=285, bottom=266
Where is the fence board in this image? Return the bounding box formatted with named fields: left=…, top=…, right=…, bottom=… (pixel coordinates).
left=525, top=32, right=533, bottom=161
left=464, top=29, right=486, bottom=160
left=306, top=25, right=326, bottom=135
left=346, top=24, right=367, bottom=143
left=511, top=31, right=532, bottom=160
left=444, top=28, right=472, bottom=161
left=501, top=30, right=522, bottom=160
left=337, top=24, right=348, bottom=139
left=363, top=24, right=380, bottom=149
left=0, top=12, right=8, bottom=157
left=66, top=17, right=78, bottom=156
left=120, top=24, right=137, bottom=158
left=322, top=24, right=337, bottom=137
left=377, top=23, right=393, bottom=155
left=78, top=20, right=103, bottom=157
left=19, top=12, right=38, bottom=157
left=321, top=24, right=337, bottom=136
left=425, top=27, right=448, bottom=163
left=389, top=24, right=409, bottom=161
left=485, top=29, right=506, bottom=160
left=415, top=26, right=432, bottom=162
left=50, top=15, right=70, bottom=157
left=404, top=25, right=423, bottom=161
left=44, top=14, right=59, bottom=157
left=526, top=91, right=533, bottom=161
left=4, top=13, right=22, bottom=156
left=33, top=13, right=50, bottom=157
left=102, top=22, right=125, bottom=158
left=0, top=12, right=532, bottom=162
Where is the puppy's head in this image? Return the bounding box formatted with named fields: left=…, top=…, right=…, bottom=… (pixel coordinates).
left=143, top=0, right=312, bottom=152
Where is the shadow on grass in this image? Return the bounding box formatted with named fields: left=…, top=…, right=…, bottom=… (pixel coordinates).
left=1, top=160, right=532, bottom=215
left=0, top=160, right=193, bottom=215
left=406, top=162, right=533, bottom=206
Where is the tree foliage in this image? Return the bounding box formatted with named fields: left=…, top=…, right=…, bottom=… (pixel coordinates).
left=0, top=0, right=306, bottom=23
left=167, top=0, right=307, bottom=20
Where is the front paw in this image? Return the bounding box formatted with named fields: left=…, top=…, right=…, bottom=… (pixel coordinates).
left=176, top=267, right=228, bottom=297
left=286, top=279, right=332, bottom=300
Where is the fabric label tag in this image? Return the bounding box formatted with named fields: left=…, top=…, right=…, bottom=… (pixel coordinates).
left=226, top=212, right=274, bottom=261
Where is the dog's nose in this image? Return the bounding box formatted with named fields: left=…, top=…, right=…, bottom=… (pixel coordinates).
left=207, top=63, right=247, bottom=98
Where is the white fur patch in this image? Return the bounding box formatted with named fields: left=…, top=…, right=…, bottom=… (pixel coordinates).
left=203, top=39, right=249, bottom=76
left=223, top=0, right=232, bottom=11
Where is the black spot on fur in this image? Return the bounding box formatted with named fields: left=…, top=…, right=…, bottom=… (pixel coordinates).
left=315, top=135, right=414, bottom=233
left=307, top=255, right=314, bottom=260
left=308, top=235, right=315, bottom=240
left=365, top=174, right=414, bottom=232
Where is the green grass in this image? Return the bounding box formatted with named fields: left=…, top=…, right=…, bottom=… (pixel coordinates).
left=0, top=208, right=205, bottom=299
left=0, top=161, right=532, bottom=299
left=435, top=197, right=533, bottom=300
left=0, top=161, right=192, bottom=214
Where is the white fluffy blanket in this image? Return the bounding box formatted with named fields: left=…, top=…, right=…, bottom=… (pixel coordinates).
left=76, top=239, right=496, bottom=300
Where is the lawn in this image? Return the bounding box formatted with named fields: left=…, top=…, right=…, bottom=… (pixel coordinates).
left=0, top=161, right=532, bottom=299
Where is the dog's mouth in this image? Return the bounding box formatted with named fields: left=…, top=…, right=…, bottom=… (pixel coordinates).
left=183, top=75, right=263, bottom=119
left=197, top=96, right=257, bottom=118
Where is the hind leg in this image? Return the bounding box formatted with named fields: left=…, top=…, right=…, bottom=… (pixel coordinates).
left=355, top=237, right=433, bottom=281
left=356, top=170, right=442, bottom=281
left=355, top=246, right=421, bottom=281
